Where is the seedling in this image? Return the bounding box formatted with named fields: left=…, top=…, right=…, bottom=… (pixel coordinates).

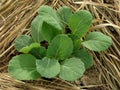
left=8, top=5, right=112, bottom=81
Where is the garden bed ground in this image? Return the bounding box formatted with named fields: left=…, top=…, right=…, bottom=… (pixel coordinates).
left=0, top=0, right=120, bottom=90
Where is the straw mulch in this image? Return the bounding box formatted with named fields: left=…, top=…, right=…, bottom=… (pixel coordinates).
left=0, top=0, right=120, bottom=90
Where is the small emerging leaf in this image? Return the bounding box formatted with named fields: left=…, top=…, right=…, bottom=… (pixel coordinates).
left=68, top=10, right=92, bottom=38
left=59, top=57, right=85, bottom=81
left=19, top=43, right=40, bottom=53
left=29, top=46, right=46, bottom=59
left=82, top=32, right=112, bottom=51
left=36, top=57, right=60, bottom=78
left=8, top=54, right=40, bottom=80
left=47, top=34, right=73, bottom=60
left=19, top=43, right=46, bottom=59
left=69, top=34, right=81, bottom=51
left=14, top=35, right=33, bottom=51
left=73, top=48, right=93, bottom=69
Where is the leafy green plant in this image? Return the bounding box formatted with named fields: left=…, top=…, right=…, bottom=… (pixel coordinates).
left=8, top=5, right=112, bottom=81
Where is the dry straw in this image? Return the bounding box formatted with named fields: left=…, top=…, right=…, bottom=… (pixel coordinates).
left=0, top=0, right=120, bottom=90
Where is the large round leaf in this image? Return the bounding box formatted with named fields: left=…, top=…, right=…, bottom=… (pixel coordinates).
left=36, top=57, right=60, bottom=78
left=82, top=32, right=112, bottom=51
left=73, top=48, right=93, bottom=69
left=47, top=34, right=73, bottom=60
left=59, top=57, right=85, bottom=81
left=8, top=54, right=40, bottom=80
left=14, top=35, right=33, bottom=51
left=68, top=10, right=92, bottom=38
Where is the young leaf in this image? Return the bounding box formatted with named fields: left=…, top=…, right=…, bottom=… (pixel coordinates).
left=29, top=46, right=46, bottom=59
left=19, top=43, right=46, bottom=59
left=59, top=57, right=85, bottom=81
left=36, top=57, right=60, bottom=78
left=38, top=5, right=63, bottom=32
left=47, top=34, right=73, bottom=60
left=57, top=6, right=73, bottom=25
left=8, top=54, right=40, bottom=80
left=30, top=15, right=44, bottom=42
left=73, top=48, right=93, bottom=69
left=69, top=34, right=81, bottom=51
left=42, top=22, right=61, bottom=42
left=68, top=10, right=92, bottom=38
left=82, top=32, right=112, bottom=51
left=19, top=43, right=40, bottom=53
left=14, top=35, right=33, bottom=51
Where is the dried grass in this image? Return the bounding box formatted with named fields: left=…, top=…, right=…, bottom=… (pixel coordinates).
left=0, top=0, right=120, bottom=90
left=0, top=73, right=79, bottom=90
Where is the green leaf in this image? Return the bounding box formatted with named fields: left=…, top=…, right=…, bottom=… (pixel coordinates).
left=19, top=43, right=40, bottom=53
left=30, top=15, right=44, bottom=42
left=29, top=45, right=46, bottom=59
left=82, top=32, right=112, bottom=51
left=73, top=39, right=81, bottom=50
left=14, top=35, right=33, bottom=51
left=47, top=34, right=73, bottom=60
left=59, top=57, right=85, bottom=81
left=57, top=6, right=73, bottom=25
left=8, top=54, right=40, bottom=80
left=42, top=22, right=61, bottom=42
left=68, top=10, right=92, bottom=38
left=31, top=15, right=61, bottom=43
left=69, top=34, right=81, bottom=51
left=36, top=57, right=60, bottom=78
left=19, top=43, right=46, bottom=59
left=73, top=48, right=93, bottom=69
left=38, top=5, right=63, bottom=32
